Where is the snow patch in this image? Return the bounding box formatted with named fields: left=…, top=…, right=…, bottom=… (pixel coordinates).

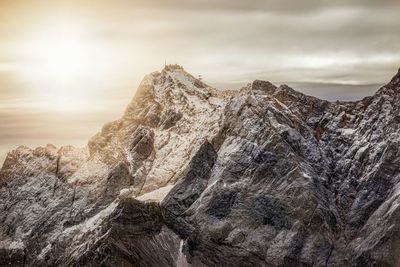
left=0, top=239, right=24, bottom=250
left=38, top=243, right=52, bottom=260
left=136, top=184, right=174, bottom=202
left=341, top=128, right=356, bottom=136
left=63, top=200, right=118, bottom=236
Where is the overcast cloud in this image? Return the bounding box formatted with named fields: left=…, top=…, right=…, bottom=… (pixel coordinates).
left=0, top=0, right=399, bottom=165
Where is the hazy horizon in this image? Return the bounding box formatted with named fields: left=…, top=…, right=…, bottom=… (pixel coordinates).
left=1, top=0, right=399, bottom=166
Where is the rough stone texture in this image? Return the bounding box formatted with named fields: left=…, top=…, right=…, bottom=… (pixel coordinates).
left=1, top=66, right=400, bottom=266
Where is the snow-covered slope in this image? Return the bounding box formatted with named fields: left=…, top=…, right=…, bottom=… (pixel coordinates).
left=1, top=66, right=400, bottom=266
left=86, top=65, right=229, bottom=195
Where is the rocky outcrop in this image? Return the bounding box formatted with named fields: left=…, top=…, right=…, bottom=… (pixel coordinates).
left=1, top=66, right=400, bottom=266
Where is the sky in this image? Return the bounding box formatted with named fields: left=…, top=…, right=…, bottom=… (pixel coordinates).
left=0, top=0, right=400, bottom=165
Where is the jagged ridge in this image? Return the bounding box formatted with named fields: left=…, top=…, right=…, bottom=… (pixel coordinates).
left=1, top=66, right=400, bottom=266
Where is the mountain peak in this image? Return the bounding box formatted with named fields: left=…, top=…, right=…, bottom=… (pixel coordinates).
left=388, top=67, right=400, bottom=87
left=374, top=67, right=400, bottom=96
left=251, top=80, right=277, bottom=94
left=2, top=67, right=400, bottom=266
left=158, top=64, right=208, bottom=90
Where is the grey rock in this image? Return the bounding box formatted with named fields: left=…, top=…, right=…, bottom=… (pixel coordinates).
left=1, top=65, right=400, bottom=266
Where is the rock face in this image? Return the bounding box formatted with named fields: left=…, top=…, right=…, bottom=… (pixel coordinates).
left=1, top=65, right=400, bottom=266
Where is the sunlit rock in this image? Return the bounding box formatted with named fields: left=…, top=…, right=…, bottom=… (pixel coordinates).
left=1, top=66, right=400, bottom=266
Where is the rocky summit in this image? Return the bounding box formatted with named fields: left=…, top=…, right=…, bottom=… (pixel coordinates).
left=1, top=65, right=400, bottom=266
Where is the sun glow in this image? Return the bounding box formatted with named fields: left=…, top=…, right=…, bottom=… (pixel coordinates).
left=19, top=19, right=104, bottom=110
